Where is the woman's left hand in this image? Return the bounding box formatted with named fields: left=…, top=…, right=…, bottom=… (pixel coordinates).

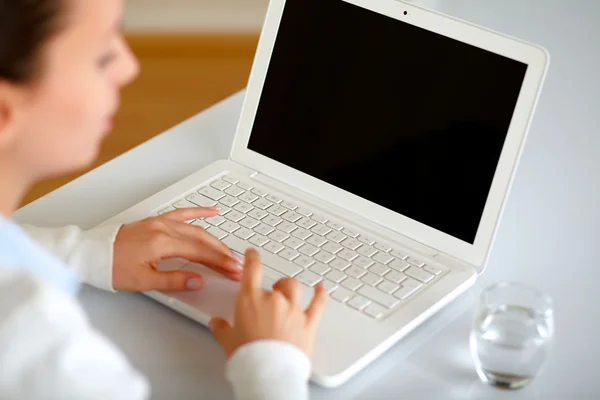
left=111, top=207, right=243, bottom=292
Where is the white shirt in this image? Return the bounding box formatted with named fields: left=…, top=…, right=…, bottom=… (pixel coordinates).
left=0, top=218, right=310, bottom=399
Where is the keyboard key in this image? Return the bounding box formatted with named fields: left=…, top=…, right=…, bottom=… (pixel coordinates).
left=326, top=231, right=347, bottom=243
left=252, top=188, right=268, bottom=197
left=248, top=209, right=268, bottom=220
left=283, top=237, right=304, bottom=249
left=404, top=266, right=434, bottom=283
left=186, top=193, right=217, bottom=207
left=358, top=286, right=399, bottom=309
left=218, top=206, right=231, bottom=216
left=393, top=278, right=423, bottom=300
left=424, top=265, right=444, bottom=275
left=299, top=244, right=319, bottom=257
left=237, top=182, right=253, bottom=191
left=374, top=242, right=392, bottom=253
left=254, top=223, right=275, bottom=236
left=357, top=245, right=377, bottom=257
left=358, top=235, right=375, bottom=246
left=263, top=215, right=282, bottom=226
left=364, top=303, right=387, bottom=319
left=341, top=238, right=362, bottom=250
left=297, top=217, right=317, bottom=229
left=353, top=256, right=374, bottom=269
left=191, top=220, right=210, bottom=229
left=225, top=210, right=245, bottom=222
left=326, top=270, right=346, bottom=283
left=406, top=257, right=425, bottom=267
left=377, top=281, right=399, bottom=294
left=281, top=201, right=297, bottom=210
left=331, top=287, right=352, bottom=302
left=249, top=234, right=269, bottom=247
left=173, top=199, right=199, bottom=209
left=390, top=249, right=409, bottom=260
left=389, top=259, right=410, bottom=272
left=385, top=271, right=408, bottom=284
left=329, top=258, right=350, bottom=271
left=211, top=180, right=231, bottom=191
left=293, top=255, right=315, bottom=268
left=361, top=273, right=383, bottom=287
left=311, top=224, right=332, bottom=236
left=220, top=221, right=240, bottom=233
left=346, top=266, right=367, bottom=279
left=239, top=217, right=260, bottom=229
left=264, top=241, right=284, bottom=254
left=277, top=221, right=297, bottom=233
left=368, top=263, right=390, bottom=276
left=282, top=211, right=302, bottom=223
left=291, top=228, right=312, bottom=240
left=342, top=278, right=362, bottom=291
left=225, top=186, right=245, bottom=197
left=279, top=247, right=300, bottom=261
left=342, top=228, right=359, bottom=238
left=309, top=262, right=331, bottom=276
left=306, top=234, right=327, bottom=247
left=266, top=194, right=282, bottom=203
left=233, top=228, right=254, bottom=240
left=206, top=227, right=227, bottom=240
left=338, top=249, right=358, bottom=262
left=348, top=295, right=371, bottom=311
left=313, top=251, right=335, bottom=264
left=373, top=252, right=394, bottom=265
left=267, top=204, right=287, bottom=216
left=322, top=242, right=343, bottom=254
left=268, top=230, right=289, bottom=243
left=327, top=222, right=344, bottom=231
left=322, top=280, right=339, bottom=294
left=234, top=202, right=254, bottom=214
left=296, top=271, right=323, bottom=287
left=296, top=207, right=312, bottom=217
left=239, top=192, right=259, bottom=204
left=158, top=206, right=176, bottom=214
left=311, top=214, right=328, bottom=224
left=205, top=215, right=226, bottom=226
left=253, top=198, right=273, bottom=209
left=199, top=186, right=226, bottom=201
left=220, top=195, right=240, bottom=207
left=222, top=175, right=239, bottom=184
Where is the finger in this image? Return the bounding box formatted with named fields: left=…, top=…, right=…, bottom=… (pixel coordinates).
left=241, top=248, right=262, bottom=294
left=144, top=269, right=206, bottom=292
left=160, top=207, right=220, bottom=222
left=273, top=278, right=301, bottom=305
left=209, top=317, right=233, bottom=350
left=305, top=282, right=328, bottom=327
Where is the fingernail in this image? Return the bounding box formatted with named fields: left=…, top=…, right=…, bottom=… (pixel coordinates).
left=186, top=278, right=204, bottom=290
left=232, top=253, right=244, bottom=269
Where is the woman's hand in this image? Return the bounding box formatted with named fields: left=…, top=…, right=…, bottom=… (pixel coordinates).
left=111, top=207, right=243, bottom=292
left=209, top=248, right=328, bottom=358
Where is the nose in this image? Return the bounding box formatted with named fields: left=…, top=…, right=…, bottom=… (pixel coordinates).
left=114, top=38, right=140, bottom=88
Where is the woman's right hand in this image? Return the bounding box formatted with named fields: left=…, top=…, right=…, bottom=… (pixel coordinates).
left=209, top=248, right=328, bottom=358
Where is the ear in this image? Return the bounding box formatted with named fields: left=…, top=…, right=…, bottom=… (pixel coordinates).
left=0, top=81, right=22, bottom=149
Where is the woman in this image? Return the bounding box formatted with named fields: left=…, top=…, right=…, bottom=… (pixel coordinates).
left=0, top=0, right=327, bottom=399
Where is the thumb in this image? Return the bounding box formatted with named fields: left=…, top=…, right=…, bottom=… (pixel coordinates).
left=146, top=270, right=205, bottom=291
left=209, top=317, right=233, bottom=349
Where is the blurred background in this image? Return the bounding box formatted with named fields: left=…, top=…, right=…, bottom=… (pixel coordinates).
left=23, top=0, right=270, bottom=205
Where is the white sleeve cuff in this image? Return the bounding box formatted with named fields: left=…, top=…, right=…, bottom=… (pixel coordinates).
left=226, top=340, right=311, bottom=400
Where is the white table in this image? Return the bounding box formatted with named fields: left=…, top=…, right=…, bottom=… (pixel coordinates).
left=16, top=1, right=600, bottom=399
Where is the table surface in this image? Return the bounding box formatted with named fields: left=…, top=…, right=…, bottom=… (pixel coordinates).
left=16, top=1, right=600, bottom=399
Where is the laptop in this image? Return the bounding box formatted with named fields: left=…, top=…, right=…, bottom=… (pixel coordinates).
left=99, top=0, right=548, bottom=388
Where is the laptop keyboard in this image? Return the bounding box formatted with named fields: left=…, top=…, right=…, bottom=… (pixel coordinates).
left=158, top=175, right=448, bottom=320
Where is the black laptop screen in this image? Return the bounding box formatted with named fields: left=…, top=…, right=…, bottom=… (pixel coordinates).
left=247, top=0, right=528, bottom=244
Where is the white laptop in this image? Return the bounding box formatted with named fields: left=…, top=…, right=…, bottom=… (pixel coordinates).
left=99, top=0, right=548, bottom=388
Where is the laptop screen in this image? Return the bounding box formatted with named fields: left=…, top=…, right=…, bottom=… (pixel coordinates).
left=247, top=0, right=528, bottom=244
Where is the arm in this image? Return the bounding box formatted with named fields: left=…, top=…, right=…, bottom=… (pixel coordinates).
left=226, top=341, right=311, bottom=400
left=21, top=223, right=122, bottom=291
left=0, top=267, right=149, bottom=400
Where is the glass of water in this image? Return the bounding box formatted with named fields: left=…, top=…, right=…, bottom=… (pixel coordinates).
left=470, top=282, right=554, bottom=389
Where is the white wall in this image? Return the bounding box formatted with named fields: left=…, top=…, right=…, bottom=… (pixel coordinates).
left=124, top=0, right=270, bottom=32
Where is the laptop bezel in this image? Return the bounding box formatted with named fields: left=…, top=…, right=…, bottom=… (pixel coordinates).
left=230, top=0, right=549, bottom=267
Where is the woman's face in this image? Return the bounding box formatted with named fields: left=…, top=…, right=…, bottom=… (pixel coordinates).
left=3, top=0, right=139, bottom=180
